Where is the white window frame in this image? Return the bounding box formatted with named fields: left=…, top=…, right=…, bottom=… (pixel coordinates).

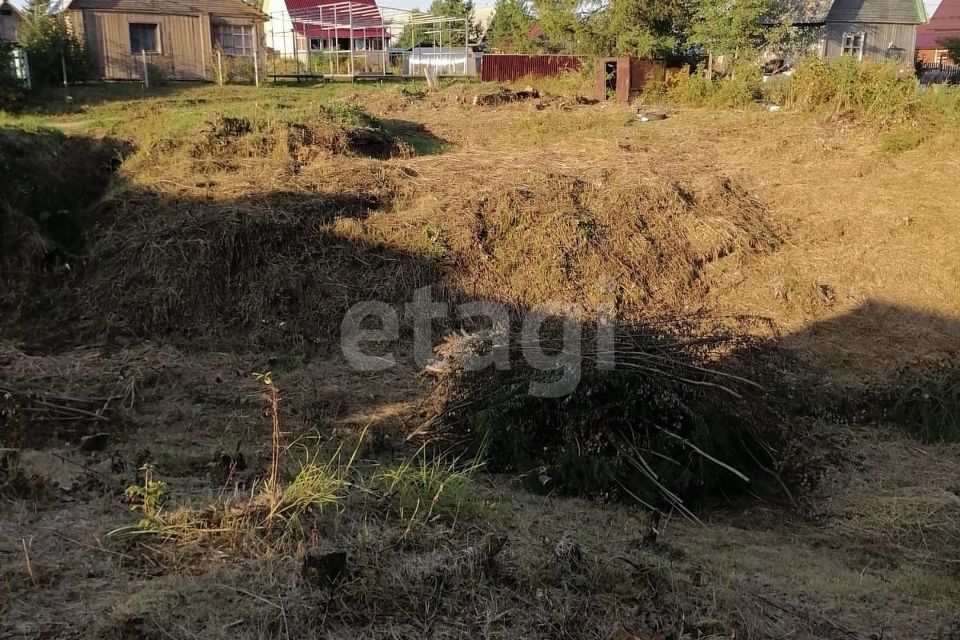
left=214, top=24, right=255, bottom=57
left=841, top=31, right=865, bottom=60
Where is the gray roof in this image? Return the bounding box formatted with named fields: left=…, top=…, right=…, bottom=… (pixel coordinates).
left=63, top=0, right=266, bottom=19
left=780, top=0, right=836, bottom=23
left=779, top=0, right=925, bottom=24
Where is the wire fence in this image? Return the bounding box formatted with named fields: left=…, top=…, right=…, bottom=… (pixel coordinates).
left=265, top=2, right=476, bottom=80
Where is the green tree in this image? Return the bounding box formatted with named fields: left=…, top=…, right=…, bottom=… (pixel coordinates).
left=20, top=5, right=93, bottom=86
left=394, top=10, right=427, bottom=49
left=690, top=0, right=786, bottom=75
left=530, top=0, right=583, bottom=53
left=581, top=0, right=692, bottom=58
left=486, top=0, right=536, bottom=52
left=430, top=0, right=476, bottom=45
left=395, top=0, right=475, bottom=48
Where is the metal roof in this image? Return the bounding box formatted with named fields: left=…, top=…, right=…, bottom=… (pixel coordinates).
left=917, top=0, right=960, bottom=47
left=777, top=0, right=925, bottom=24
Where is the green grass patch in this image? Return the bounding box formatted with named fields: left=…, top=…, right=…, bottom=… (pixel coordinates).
left=880, top=128, right=925, bottom=154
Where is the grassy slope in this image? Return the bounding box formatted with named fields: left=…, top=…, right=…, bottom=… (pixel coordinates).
left=1, top=82, right=959, bottom=639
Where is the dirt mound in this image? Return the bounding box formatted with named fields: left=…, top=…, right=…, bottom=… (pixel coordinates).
left=73, top=189, right=440, bottom=350
left=190, top=112, right=410, bottom=170
left=380, top=148, right=781, bottom=321
left=0, top=128, right=125, bottom=306
left=69, top=145, right=777, bottom=352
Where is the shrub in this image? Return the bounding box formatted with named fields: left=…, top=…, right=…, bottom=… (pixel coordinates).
left=648, top=61, right=762, bottom=108
left=222, top=55, right=256, bottom=84
left=0, top=42, right=25, bottom=111
left=777, top=56, right=918, bottom=122
left=146, top=62, right=168, bottom=86
left=879, top=128, right=924, bottom=153
left=20, top=10, right=93, bottom=86
left=766, top=56, right=960, bottom=127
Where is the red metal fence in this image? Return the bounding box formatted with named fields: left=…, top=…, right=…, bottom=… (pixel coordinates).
left=480, top=54, right=583, bottom=82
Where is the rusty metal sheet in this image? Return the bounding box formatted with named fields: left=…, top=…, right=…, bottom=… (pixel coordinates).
left=480, top=54, right=582, bottom=83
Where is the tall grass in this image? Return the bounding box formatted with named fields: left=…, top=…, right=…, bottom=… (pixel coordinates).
left=647, top=56, right=960, bottom=127
left=767, top=56, right=960, bottom=126
left=379, top=445, right=486, bottom=529
left=647, top=61, right=763, bottom=108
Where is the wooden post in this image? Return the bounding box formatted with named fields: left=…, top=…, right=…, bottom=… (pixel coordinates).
left=253, top=49, right=260, bottom=86
left=141, top=50, right=149, bottom=88
left=217, top=50, right=223, bottom=85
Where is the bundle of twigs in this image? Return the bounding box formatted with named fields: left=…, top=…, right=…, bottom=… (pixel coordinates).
left=422, top=319, right=786, bottom=518
left=0, top=385, right=114, bottom=425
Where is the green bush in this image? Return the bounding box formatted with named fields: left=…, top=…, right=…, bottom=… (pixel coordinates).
left=0, top=42, right=25, bottom=112
left=879, top=127, right=924, bottom=153
left=644, top=55, right=960, bottom=129
left=778, top=56, right=916, bottom=121
left=20, top=11, right=93, bottom=86
left=223, top=55, right=255, bottom=84
left=652, top=62, right=762, bottom=108
left=768, top=56, right=960, bottom=126
left=146, top=63, right=168, bottom=87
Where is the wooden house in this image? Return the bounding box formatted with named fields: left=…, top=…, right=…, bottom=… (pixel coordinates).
left=61, top=0, right=268, bottom=81
left=0, top=1, right=23, bottom=43
left=916, top=0, right=960, bottom=64
left=777, top=0, right=926, bottom=67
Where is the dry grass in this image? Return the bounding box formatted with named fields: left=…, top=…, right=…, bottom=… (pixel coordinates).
left=370, top=143, right=778, bottom=320
left=3, top=81, right=960, bottom=640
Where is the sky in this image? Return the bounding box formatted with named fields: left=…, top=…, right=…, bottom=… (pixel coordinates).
left=8, top=0, right=942, bottom=21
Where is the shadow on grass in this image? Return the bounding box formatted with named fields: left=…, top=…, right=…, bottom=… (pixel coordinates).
left=380, top=118, right=450, bottom=155
left=21, top=82, right=201, bottom=115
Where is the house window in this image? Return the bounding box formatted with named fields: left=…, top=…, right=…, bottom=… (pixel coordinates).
left=0, top=8, right=13, bottom=15
left=841, top=32, right=865, bottom=59
left=130, top=23, right=159, bottom=54
left=214, top=24, right=254, bottom=56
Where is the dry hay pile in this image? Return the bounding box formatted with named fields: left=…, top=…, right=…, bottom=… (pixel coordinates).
left=423, top=319, right=788, bottom=514
left=384, top=148, right=781, bottom=321
left=189, top=110, right=411, bottom=173
left=75, top=189, right=440, bottom=349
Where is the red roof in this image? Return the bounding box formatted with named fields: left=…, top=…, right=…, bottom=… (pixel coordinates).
left=284, top=0, right=388, bottom=38
left=917, top=0, right=960, bottom=49
left=293, top=24, right=388, bottom=38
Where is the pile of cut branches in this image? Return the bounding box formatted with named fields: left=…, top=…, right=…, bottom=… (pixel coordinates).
left=422, top=318, right=789, bottom=517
